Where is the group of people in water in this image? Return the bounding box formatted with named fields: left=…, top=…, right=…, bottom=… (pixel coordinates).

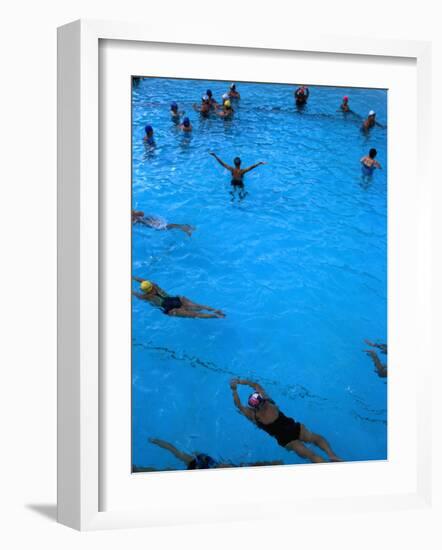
left=133, top=80, right=387, bottom=470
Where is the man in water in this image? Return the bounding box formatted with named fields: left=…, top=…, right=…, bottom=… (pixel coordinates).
left=132, top=210, right=194, bottom=236
left=228, top=83, right=241, bottom=99
left=193, top=95, right=211, bottom=117
left=294, top=85, right=309, bottom=106
left=364, top=340, right=387, bottom=378
left=132, top=278, right=225, bottom=319
left=230, top=379, right=341, bottom=463
left=134, top=438, right=283, bottom=471
left=209, top=152, right=266, bottom=186
left=360, top=148, right=382, bottom=177
left=143, top=124, right=155, bottom=145
left=180, top=117, right=193, bottom=132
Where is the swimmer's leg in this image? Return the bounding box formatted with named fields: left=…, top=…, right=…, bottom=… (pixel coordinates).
left=148, top=438, right=194, bottom=466
left=166, top=223, right=194, bottom=236
left=168, top=308, right=224, bottom=319
left=285, top=440, right=325, bottom=463
left=299, top=425, right=342, bottom=462
left=365, top=350, right=387, bottom=378
left=179, top=297, right=225, bottom=316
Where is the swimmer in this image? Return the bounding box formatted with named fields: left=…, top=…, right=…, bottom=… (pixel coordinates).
left=209, top=152, right=266, bottom=186
left=215, top=99, right=234, bottom=118
left=170, top=101, right=184, bottom=122
left=364, top=340, right=388, bottom=378
left=360, top=148, right=382, bottom=177
left=228, top=83, right=241, bottom=99
left=193, top=95, right=211, bottom=117
left=230, top=379, right=342, bottom=463
left=143, top=124, right=155, bottom=145
left=294, top=85, right=309, bottom=106
left=180, top=117, right=193, bottom=132
left=361, top=110, right=385, bottom=131
left=132, top=210, right=194, bottom=236
left=132, top=278, right=226, bottom=319
left=141, top=438, right=283, bottom=471
left=340, top=96, right=351, bottom=112
left=206, top=89, right=218, bottom=109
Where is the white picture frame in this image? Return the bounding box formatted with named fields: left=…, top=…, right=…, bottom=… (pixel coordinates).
left=57, top=19, right=434, bottom=531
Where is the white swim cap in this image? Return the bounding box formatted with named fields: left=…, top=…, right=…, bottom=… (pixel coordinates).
left=369, top=110, right=375, bottom=116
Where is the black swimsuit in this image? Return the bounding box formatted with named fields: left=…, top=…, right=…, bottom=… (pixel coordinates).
left=255, top=405, right=301, bottom=447
left=160, top=296, right=182, bottom=314
left=231, top=179, right=244, bottom=187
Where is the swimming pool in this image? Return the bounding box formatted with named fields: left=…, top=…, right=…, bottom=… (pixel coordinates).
left=131, top=78, right=387, bottom=470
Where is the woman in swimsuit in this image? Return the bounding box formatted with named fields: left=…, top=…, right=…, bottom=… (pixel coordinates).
left=209, top=152, right=266, bottom=186
left=133, top=438, right=284, bottom=471
left=132, top=277, right=225, bottom=319
left=360, top=148, right=382, bottom=177
left=230, top=379, right=341, bottom=463
left=193, top=95, right=211, bottom=117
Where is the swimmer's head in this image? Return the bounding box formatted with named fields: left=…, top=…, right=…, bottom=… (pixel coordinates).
left=170, top=101, right=178, bottom=112
left=202, top=94, right=209, bottom=102
left=230, top=83, right=236, bottom=91
left=369, top=148, right=377, bottom=159
left=368, top=110, right=376, bottom=117
left=206, top=89, right=213, bottom=98
left=183, top=117, right=190, bottom=127
left=224, top=99, right=232, bottom=109
left=233, top=156, right=241, bottom=167
left=140, top=280, right=153, bottom=293
left=343, top=96, right=349, bottom=102
left=222, top=93, right=229, bottom=101
left=145, top=125, right=153, bottom=135
left=248, top=392, right=265, bottom=409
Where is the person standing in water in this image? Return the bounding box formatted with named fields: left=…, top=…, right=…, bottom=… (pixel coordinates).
left=230, top=379, right=341, bottom=463
left=132, top=210, right=194, bottom=236
left=180, top=117, right=193, bottom=132
left=215, top=99, right=234, bottom=118
left=294, top=85, right=309, bottom=106
left=360, top=148, right=382, bottom=177
left=143, top=124, right=155, bottom=146
left=134, top=438, right=283, bottom=471
left=340, top=96, right=351, bottom=112
left=132, top=278, right=225, bottom=319
left=209, top=152, right=266, bottom=186
left=228, top=83, right=241, bottom=100
left=193, top=95, right=211, bottom=117
left=170, top=101, right=184, bottom=123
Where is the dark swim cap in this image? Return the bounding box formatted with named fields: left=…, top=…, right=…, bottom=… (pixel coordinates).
left=183, top=117, right=190, bottom=127
left=145, top=125, right=153, bottom=134
left=233, top=156, right=241, bottom=166
left=206, top=89, right=213, bottom=97
left=170, top=101, right=178, bottom=110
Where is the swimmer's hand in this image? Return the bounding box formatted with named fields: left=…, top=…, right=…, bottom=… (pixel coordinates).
left=230, top=378, right=239, bottom=390
left=259, top=162, right=267, bottom=165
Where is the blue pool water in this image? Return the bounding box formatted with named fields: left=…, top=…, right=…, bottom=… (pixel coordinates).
left=131, top=78, right=387, bottom=470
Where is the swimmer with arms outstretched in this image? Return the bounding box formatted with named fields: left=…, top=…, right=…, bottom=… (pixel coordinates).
left=360, top=148, right=382, bottom=177
left=230, top=379, right=341, bottom=463
left=209, top=152, right=266, bottom=187
left=132, top=278, right=225, bottom=319
left=132, top=210, right=194, bottom=236
left=133, top=438, right=283, bottom=471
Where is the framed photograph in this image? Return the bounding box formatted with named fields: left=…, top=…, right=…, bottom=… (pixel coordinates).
left=57, top=19, right=434, bottom=530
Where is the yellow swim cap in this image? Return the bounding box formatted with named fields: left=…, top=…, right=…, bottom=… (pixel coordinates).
left=140, top=280, right=153, bottom=293
left=224, top=100, right=231, bottom=108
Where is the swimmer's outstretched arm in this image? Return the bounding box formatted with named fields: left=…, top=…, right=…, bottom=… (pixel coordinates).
left=209, top=152, right=233, bottom=171
left=235, top=379, right=267, bottom=396
left=132, top=276, right=144, bottom=283
left=365, top=350, right=387, bottom=378
left=148, top=438, right=194, bottom=466
left=132, top=290, right=145, bottom=300
left=229, top=379, right=254, bottom=418
left=242, top=161, right=267, bottom=174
